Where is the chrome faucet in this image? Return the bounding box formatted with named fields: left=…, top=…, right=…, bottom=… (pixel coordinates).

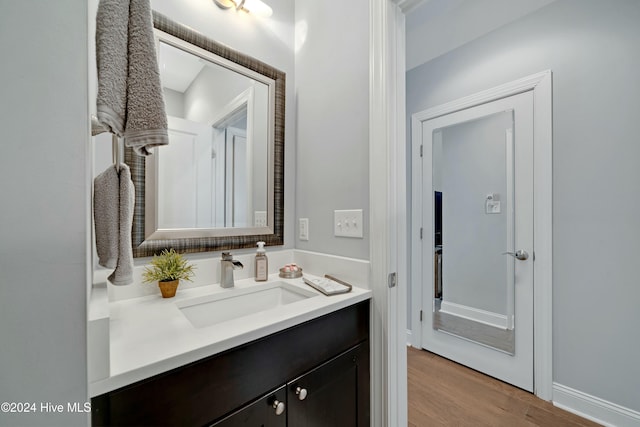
left=220, top=252, right=243, bottom=288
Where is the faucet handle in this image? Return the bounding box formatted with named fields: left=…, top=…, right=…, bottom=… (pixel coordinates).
left=222, top=252, right=233, bottom=260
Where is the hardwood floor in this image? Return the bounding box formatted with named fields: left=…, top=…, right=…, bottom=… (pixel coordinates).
left=407, top=347, right=601, bottom=426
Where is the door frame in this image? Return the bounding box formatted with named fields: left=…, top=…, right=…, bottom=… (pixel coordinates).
left=409, top=71, right=553, bottom=400
left=369, top=0, right=408, bottom=426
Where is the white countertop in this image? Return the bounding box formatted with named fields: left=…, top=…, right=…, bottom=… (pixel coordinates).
left=89, top=274, right=371, bottom=397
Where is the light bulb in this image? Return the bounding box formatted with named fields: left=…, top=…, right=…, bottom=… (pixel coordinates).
left=241, top=0, right=273, bottom=17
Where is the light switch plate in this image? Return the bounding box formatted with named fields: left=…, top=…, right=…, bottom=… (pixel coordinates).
left=334, top=209, right=363, bottom=238
left=254, top=211, right=267, bottom=227
left=299, top=218, right=309, bottom=241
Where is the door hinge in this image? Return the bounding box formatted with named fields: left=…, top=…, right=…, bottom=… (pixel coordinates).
left=387, top=272, right=397, bottom=288
left=420, top=228, right=423, bottom=239
left=419, top=145, right=423, bottom=157
left=420, top=310, right=423, bottom=321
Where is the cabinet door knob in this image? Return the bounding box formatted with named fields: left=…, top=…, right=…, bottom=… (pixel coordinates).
left=272, top=400, right=285, bottom=416
left=295, top=386, right=308, bottom=401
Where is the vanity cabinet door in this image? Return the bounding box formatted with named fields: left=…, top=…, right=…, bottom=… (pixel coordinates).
left=211, top=386, right=287, bottom=427
left=287, top=343, right=369, bottom=427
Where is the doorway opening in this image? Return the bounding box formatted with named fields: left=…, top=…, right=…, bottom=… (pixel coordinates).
left=410, top=71, right=553, bottom=399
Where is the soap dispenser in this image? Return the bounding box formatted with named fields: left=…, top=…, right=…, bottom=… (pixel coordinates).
left=255, top=241, right=268, bottom=281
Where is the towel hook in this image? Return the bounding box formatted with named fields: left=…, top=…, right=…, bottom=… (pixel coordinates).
left=112, top=134, right=121, bottom=172
left=91, top=115, right=122, bottom=172
left=91, top=115, right=108, bottom=136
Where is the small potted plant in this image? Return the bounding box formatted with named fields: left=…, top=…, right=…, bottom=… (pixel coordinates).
left=142, top=248, right=195, bottom=298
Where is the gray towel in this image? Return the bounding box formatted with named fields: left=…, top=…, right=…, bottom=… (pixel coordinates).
left=94, top=165, right=119, bottom=269
left=96, top=0, right=129, bottom=136
left=94, top=164, right=135, bottom=286
left=96, top=0, right=169, bottom=156
left=124, top=0, right=169, bottom=155
left=108, top=164, right=135, bottom=286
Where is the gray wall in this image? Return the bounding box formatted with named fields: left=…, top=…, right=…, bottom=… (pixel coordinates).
left=407, top=0, right=640, bottom=412
left=183, top=66, right=256, bottom=124
left=0, top=1, right=90, bottom=426
left=294, top=0, right=370, bottom=260
left=163, top=88, right=185, bottom=117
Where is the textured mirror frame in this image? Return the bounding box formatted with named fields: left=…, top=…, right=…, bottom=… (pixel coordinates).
left=127, top=11, right=285, bottom=257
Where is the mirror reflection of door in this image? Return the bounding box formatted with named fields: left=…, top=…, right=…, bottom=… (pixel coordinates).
left=157, top=117, right=212, bottom=229
left=222, top=124, right=250, bottom=228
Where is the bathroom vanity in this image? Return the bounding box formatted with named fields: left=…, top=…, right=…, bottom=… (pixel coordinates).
left=88, top=7, right=373, bottom=426
left=90, top=277, right=370, bottom=426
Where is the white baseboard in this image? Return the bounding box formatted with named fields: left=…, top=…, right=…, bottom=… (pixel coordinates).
left=440, top=300, right=509, bottom=329
left=553, top=383, right=640, bottom=427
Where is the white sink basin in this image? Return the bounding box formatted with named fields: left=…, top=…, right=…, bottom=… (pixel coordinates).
left=176, top=281, right=318, bottom=328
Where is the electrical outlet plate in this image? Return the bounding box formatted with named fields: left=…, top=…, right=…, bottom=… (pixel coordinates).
left=334, top=209, right=363, bottom=238
left=299, top=218, right=309, bottom=241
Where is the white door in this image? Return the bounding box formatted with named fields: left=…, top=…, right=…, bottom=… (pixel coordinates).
left=158, top=116, right=212, bottom=229
left=223, top=127, right=250, bottom=228
left=419, top=91, right=534, bottom=391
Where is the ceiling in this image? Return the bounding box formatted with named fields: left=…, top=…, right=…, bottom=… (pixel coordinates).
left=158, top=41, right=205, bottom=93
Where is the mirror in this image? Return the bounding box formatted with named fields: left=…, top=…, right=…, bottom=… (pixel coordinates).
left=152, top=40, right=270, bottom=232
left=432, top=110, right=516, bottom=354
left=127, top=11, right=285, bottom=257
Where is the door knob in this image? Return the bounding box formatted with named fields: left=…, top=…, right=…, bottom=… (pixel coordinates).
left=295, top=386, right=308, bottom=401
left=502, top=250, right=529, bottom=260
left=272, top=399, right=285, bottom=416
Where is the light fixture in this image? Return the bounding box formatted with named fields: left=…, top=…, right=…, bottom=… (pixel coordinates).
left=213, top=0, right=273, bottom=18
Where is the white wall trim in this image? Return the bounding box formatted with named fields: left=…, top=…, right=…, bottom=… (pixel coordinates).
left=391, top=6, right=409, bottom=427
left=531, top=70, right=554, bottom=401
left=410, top=70, right=553, bottom=399
left=370, top=1, right=408, bottom=426
left=412, top=72, right=551, bottom=123
left=409, top=109, right=424, bottom=349
left=440, top=301, right=509, bottom=330
left=369, top=0, right=390, bottom=424
left=393, top=0, right=426, bottom=14
left=553, top=383, right=640, bottom=427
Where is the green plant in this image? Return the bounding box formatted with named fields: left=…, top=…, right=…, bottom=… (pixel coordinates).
left=142, top=248, right=196, bottom=283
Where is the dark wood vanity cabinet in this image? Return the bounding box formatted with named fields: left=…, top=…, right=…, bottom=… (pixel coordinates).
left=286, top=344, right=367, bottom=427
left=212, top=386, right=287, bottom=427
left=92, top=301, right=369, bottom=427
left=212, top=343, right=367, bottom=427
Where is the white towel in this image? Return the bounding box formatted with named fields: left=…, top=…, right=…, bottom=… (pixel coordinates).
left=94, top=164, right=135, bottom=286
left=96, top=0, right=169, bottom=156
